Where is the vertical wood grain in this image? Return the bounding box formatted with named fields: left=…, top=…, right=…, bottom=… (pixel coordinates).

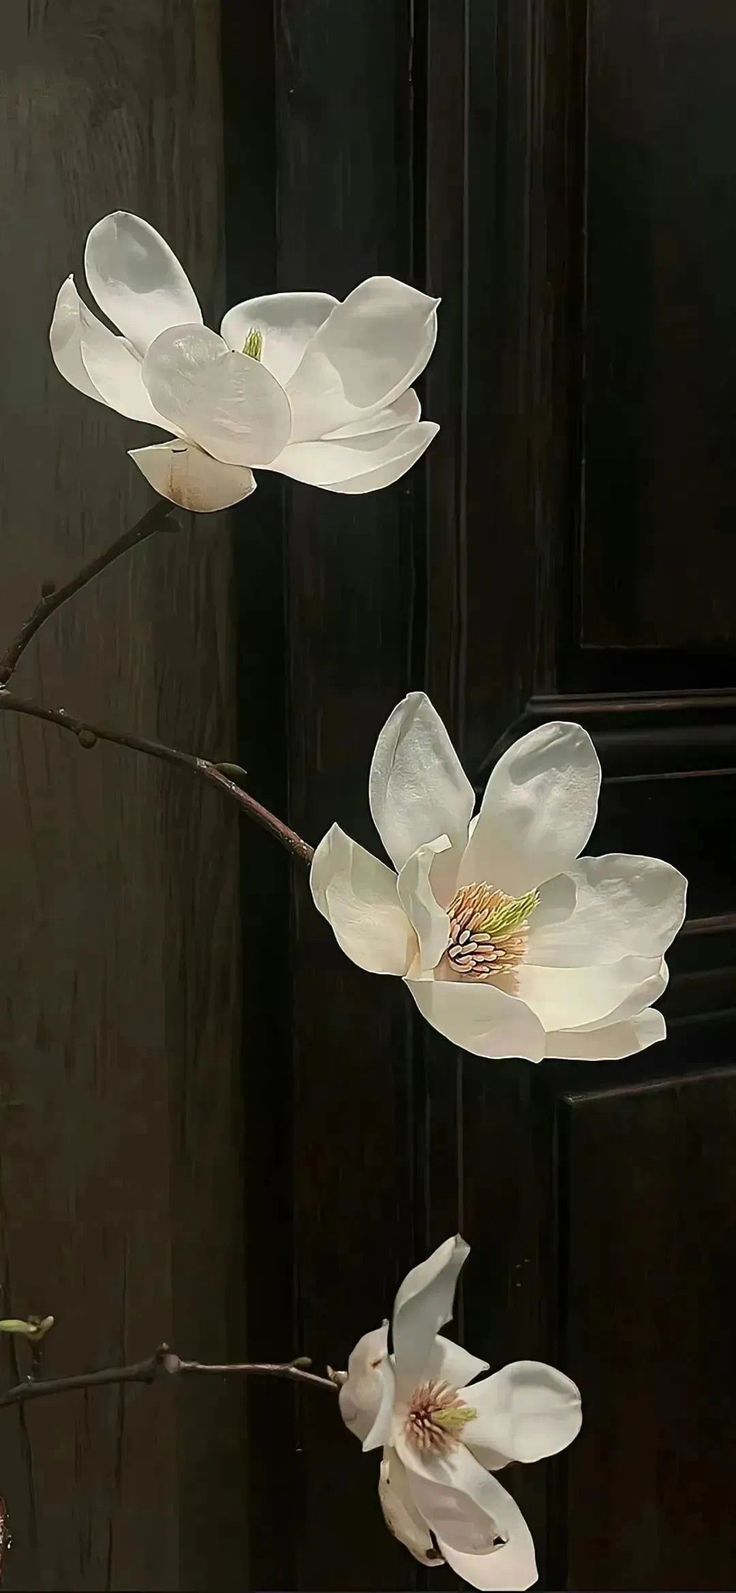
left=0, top=4, right=247, bottom=1588
left=582, top=0, right=736, bottom=650
left=562, top=1062, right=736, bottom=1590
left=274, top=2, right=422, bottom=1586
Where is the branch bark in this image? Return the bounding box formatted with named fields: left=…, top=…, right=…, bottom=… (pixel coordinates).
left=0, top=500, right=175, bottom=685
left=0, top=689, right=313, bottom=865
left=0, top=1346, right=338, bottom=1409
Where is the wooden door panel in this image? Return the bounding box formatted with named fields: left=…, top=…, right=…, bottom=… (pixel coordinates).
left=239, top=1, right=736, bottom=1588
left=0, top=5, right=247, bottom=1588
left=583, top=0, right=736, bottom=651
left=561, top=1060, right=736, bottom=1591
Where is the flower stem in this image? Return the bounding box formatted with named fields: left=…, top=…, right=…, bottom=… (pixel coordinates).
left=0, top=500, right=175, bottom=685
left=0, top=689, right=313, bottom=864
left=0, top=500, right=313, bottom=863
left=0, top=1346, right=338, bottom=1409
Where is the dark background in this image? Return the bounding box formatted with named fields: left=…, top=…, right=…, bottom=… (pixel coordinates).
left=1, top=2, right=735, bottom=1590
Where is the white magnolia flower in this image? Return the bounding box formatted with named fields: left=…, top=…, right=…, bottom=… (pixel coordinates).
left=49, top=212, right=439, bottom=513
left=311, top=692, right=687, bottom=1062
left=339, top=1234, right=581, bottom=1590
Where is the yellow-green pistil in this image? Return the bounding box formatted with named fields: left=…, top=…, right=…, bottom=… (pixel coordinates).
left=242, top=327, right=264, bottom=361
left=405, top=1379, right=477, bottom=1454
left=445, top=882, right=540, bottom=979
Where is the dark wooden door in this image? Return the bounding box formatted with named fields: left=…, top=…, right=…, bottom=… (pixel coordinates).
left=238, top=2, right=736, bottom=1589
left=0, top=5, right=248, bottom=1589
left=2, top=2, right=734, bottom=1589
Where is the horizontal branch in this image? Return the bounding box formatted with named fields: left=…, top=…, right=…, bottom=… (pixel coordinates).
left=0, top=1346, right=338, bottom=1410
left=0, top=690, right=313, bottom=865
left=0, top=499, right=174, bottom=685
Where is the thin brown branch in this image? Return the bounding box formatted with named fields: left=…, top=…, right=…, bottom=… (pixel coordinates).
left=0, top=689, right=313, bottom=865
left=0, top=1346, right=338, bottom=1409
left=0, top=500, right=175, bottom=685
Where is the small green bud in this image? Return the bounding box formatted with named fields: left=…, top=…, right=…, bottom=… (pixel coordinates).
left=0, top=1314, right=55, bottom=1341
left=214, top=761, right=249, bottom=785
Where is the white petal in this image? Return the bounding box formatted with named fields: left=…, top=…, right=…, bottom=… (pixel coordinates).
left=514, top=953, right=665, bottom=1033
left=527, top=854, right=688, bottom=967
left=378, top=1452, right=442, bottom=1566
left=77, top=304, right=174, bottom=426
left=339, top=1325, right=389, bottom=1442
left=325, top=389, right=421, bottom=437
left=220, top=291, right=338, bottom=386
left=53, top=275, right=167, bottom=425
left=267, top=420, right=438, bottom=494
left=397, top=1431, right=531, bottom=1560
left=310, top=823, right=416, bottom=976
left=363, top=1358, right=397, bottom=1452
left=425, top=1335, right=490, bottom=1390
left=285, top=275, right=438, bottom=441
left=397, top=838, right=451, bottom=973
left=129, top=440, right=257, bottom=512
left=462, top=1440, right=512, bottom=1473
left=50, top=277, right=108, bottom=404
left=369, top=693, right=475, bottom=899
left=458, top=723, right=601, bottom=896
left=462, top=1361, right=581, bottom=1466
left=576, top=956, right=669, bottom=1028
left=406, top=978, right=546, bottom=1064
left=545, top=1006, right=667, bottom=1059
left=439, top=1511, right=538, bottom=1592
left=84, top=211, right=202, bottom=355
left=392, top=1235, right=469, bottom=1395
left=142, top=325, right=292, bottom=467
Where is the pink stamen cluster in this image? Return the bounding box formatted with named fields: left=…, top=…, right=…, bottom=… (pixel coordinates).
left=404, top=1379, right=468, bottom=1454
left=445, top=882, right=528, bottom=980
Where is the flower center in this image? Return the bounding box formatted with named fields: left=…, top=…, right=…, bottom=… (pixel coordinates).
left=242, top=327, right=264, bottom=361
left=404, top=1380, right=477, bottom=1455
left=445, top=882, right=539, bottom=981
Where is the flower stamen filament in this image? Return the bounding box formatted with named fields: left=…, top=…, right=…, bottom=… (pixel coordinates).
left=445, top=882, right=539, bottom=981
left=404, top=1379, right=477, bottom=1454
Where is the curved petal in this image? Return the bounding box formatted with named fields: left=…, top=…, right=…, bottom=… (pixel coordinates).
left=514, top=953, right=665, bottom=1033
left=439, top=1514, right=538, bottom=1592
left=339, top=1325, right=389, bottom=1442
left=74, top=296, right=175, bottom=426
left=458, top=723, right=601, bottom=897
left=50, top=277, right=108, bottom=404
left=285, top=276, right=438, bottom=441
left=392, top=1235, right=469, bottom=1395
left=84, top=211, right=202, bottom=355
left=369, top=693, right=475, bottom=901
left=462, top=1361, right=581, bottom=1467
left=266, top=420, right=438, bottom=494
left=129, top=440, right=256, bottom=512
left=576, top=957, right=669, bottom=1029
left=220, top=291, right=338, bottom=386
left=527, top=854, right=688, bottom=967
left=406, top=978, right=546, bottom=1064
left=142, top=325, right=292, bottom=467
left=462, top=1440, right=512, bottom=1473
left=397, top=1431, right=531, bottom=1560
left=397, top=838, right=451, bottom=973
left=425, top=1335, right=490, bottom=1391
left=310, top=823, right=416, bottom=976
left=545, top=1006, right=666, bottom=1060
left=363, top=1358, right=397, bottom=1453
left=379, top=1451, right=443, bottom=1566
left=325, top=388, right=421, bottom=438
